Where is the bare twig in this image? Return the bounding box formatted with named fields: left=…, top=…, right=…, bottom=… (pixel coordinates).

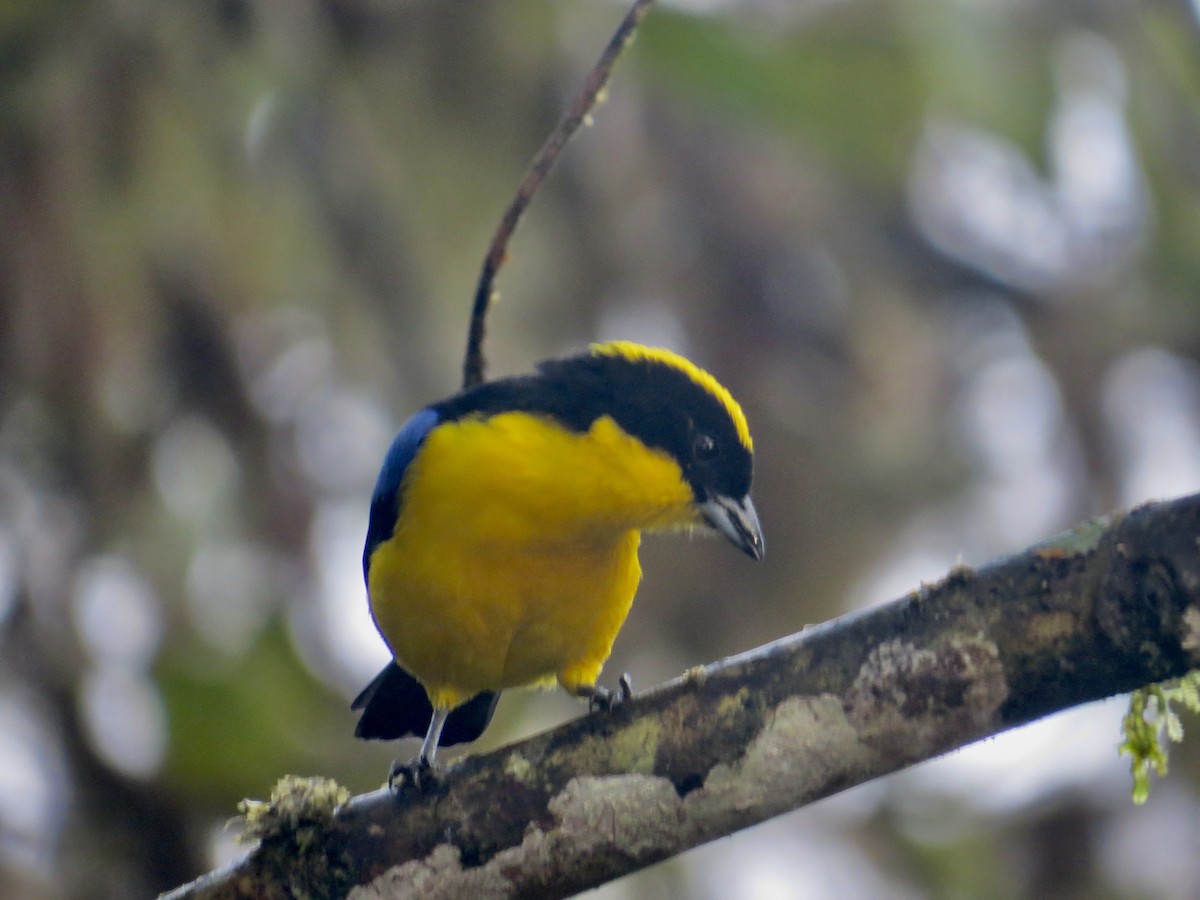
left=461, top=0, right=658, bottom=390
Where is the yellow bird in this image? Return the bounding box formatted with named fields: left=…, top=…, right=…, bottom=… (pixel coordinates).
left=352, top=341, right=763, bottom=779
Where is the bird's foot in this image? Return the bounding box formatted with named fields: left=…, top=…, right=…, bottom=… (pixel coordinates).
left=387, top=755, right=437, bottom=794
left=585, top=672, right=634, bottom=712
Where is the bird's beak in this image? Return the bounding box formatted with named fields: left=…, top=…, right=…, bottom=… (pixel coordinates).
left=700, top=493, right=764, bottom=561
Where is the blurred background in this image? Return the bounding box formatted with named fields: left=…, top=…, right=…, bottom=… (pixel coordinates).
left=3, top=0, right=1200, bottom=897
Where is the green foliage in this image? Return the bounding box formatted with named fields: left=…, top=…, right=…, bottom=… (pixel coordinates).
left=1119, top=672, right=1200, bottom=804
left=159, top=625, right=348, bottom=801
left=637, top=4, right=1054, bottom=185
left=637, top=9, right=925, bottom=182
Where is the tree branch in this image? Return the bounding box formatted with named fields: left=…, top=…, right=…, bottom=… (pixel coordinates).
left=162, top=492, right=1200, bottom=899
left=461, top=0, right=657, bottom=390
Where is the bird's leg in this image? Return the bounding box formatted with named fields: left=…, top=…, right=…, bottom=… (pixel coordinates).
left=419, top=706, right=450, bottom=763
left=387, top=706, right=450, bottom=794
left=574, top=672, right=634, bottom=712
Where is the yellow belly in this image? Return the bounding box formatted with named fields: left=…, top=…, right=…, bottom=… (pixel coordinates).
left=367, top=411, right=697, bottom=710
left=369, top=528, right=642, bottom=708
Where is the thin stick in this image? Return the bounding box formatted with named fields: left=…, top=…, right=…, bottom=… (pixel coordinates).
left=461, top=0, right=658, bottom=390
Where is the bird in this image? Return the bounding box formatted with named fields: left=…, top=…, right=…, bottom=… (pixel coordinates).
left=352, top=340, right=763, bottom=783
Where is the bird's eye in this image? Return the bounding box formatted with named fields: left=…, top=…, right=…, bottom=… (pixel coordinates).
left=693, top=433, right=720, bottom=462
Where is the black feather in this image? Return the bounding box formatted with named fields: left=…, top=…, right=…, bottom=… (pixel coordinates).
left=432, top=348, right=752, bottom=503
left=352, top=661, right=499, bottom=745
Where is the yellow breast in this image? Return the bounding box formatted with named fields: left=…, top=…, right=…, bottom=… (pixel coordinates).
left=366, top=411, right=698, bottom=709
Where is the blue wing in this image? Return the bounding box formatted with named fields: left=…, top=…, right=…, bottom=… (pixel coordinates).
left=356, top=405, right=501, bottom=744
left=362, top=407, right=440, bottom=580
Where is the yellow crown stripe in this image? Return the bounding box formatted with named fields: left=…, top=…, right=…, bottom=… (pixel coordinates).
left=591, top=341, right=753, bottom=451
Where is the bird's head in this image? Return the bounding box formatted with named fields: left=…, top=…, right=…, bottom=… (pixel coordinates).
left=574, top=341, right=764, bottom=560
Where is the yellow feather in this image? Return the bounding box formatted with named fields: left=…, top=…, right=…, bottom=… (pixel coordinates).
left=366, top=410, right=699, bottom=710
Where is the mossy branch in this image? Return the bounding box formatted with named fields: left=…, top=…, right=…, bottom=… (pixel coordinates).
left=162, top=492, right=1200, bottom=900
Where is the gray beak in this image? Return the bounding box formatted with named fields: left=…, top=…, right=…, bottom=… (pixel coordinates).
left=700, top=494, right=764, bottom=561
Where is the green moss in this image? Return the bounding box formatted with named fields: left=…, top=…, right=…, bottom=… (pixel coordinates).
left=236, top=776, right=355, bottom=900
left=504, top=751, right=536, bottom=784
left=608, top=716, right=662, bottom=775
left=1119, top=672, right=1200, bottom=804
left=238, top=774, right=351, bottom=845
left=715, top=687, right=751, bottom=721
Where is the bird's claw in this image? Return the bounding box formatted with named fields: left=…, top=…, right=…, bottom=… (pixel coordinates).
left=618, top=672, right=634, bottom=702
left=387, top=755, right=437, bottom=794
left=587, top=672, right=634, bottom=712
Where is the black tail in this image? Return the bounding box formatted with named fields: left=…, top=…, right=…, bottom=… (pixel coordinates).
left=351, top=661, right=499, bottom=746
